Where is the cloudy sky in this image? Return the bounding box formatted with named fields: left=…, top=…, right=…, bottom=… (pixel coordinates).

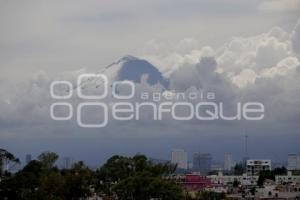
left=0, top=0, right=300, bottom=166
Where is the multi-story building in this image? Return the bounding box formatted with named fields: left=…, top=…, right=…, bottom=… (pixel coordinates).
left=62, top=157, right=73, bottom=169
left=287, top=154, right=300, bottom=170
left=246, top=159, right=271, bottom=176
left=193, top=153, right=212, bottom=175
left=224, top=153, right=234, bottom=171
left=276, top=171, right=300, bottom=185
left=171, top=149, right=188, bottom=169
left=209, top=171, right=258, bottom=187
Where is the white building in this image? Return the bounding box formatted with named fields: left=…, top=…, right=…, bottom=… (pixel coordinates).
left=224, top=154, right=234, bottom=171
left=171, top=149, right=188, bottom=169
left=246, top=159, right=271, bottom=176
left=287, top=154, right=300, bottom=170
left=276, top=171, right=300, bottom=185
left=209, top=171, right=300, bottom=189
left=209, top=172, right=258, bottom=187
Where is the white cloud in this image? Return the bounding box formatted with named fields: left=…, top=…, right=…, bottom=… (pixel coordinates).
left=232, top=69, right=257, bottom=88
left=0, top=12, right=300, bottom=148
left=260, top=57, right=299, bottom=78
left=292, top=18, right=300, bottom=54
left=258, top=0, right=300, bottom=12
left=255, top=35, right=291, bottom=68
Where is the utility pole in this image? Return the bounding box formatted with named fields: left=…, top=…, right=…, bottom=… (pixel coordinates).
left=245, top=133, right=248, bottom=158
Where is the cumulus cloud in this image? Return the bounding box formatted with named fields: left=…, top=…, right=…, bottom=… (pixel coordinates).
left=231, top=69, right=257, bottom=88
left=139, top=18, right=300, bottom=131
left=1, top=17, right=300, bottom=155
left=292, top=18, right=300, bottom=55
left=258, top=0, right=300, bottom=12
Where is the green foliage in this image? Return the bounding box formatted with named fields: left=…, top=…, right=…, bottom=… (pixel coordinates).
left=37, top=151, right=59, bottom=169
left=208, top=170, right=219, bottom=175
left=257, top=170, right=275, bottom=187
left=273, top=166, right=287, bottom=175
left=0, top=149, right=20, bottom=176
left=193, top=191, right=226, bottom=200
left=0, top=159, right=95, bottom=200
left=256, top=167, right=287, bottom=187
left=97, top=154, right=183, bottom=200
left=114, top=175, right=182, bottom=200
left=0, top=150, right=183, bottom=200
left=250, top=187, right=256, bottom=195
left=0, top=149, right=19, bottom=163
left=233, top=179, right=240, bottom=188
left=233, top=163, right=244, bottom=175
left=62, top=161, right=95, bottom=199
left=292, top=170, right=300, bottom=175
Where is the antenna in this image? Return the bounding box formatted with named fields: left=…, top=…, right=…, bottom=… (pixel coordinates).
left=245, top=133, right=248, bottom=158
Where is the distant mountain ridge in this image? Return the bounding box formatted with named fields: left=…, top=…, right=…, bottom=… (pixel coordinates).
left=113, top=55, right=169, bottom=88
left=76, top=55, right=169, bottom=91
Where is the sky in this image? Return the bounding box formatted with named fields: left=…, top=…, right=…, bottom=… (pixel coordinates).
left=0, top=0, right=300, bottom=167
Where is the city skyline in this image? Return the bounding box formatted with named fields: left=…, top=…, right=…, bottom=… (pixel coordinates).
left=10, top=150, right=299, bottom=170
left=0, top=0, right=300, bottom=170
left=1, top=1, right=300, bottom=199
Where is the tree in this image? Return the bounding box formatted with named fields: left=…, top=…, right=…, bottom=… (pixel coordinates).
left=37, top=151, right=59, bottom=169
left=233, top=179, right=240, bottom=188
left=96, top=154, right=136, bottom=193
left=0, top=149, right=20, bottom=176
left=0, top=160, right=43, bottom=200
left=195, top=191, right=225, bottom=200
left=1, top=152, right=183, bottom=200
left=97, top=154, right=183, bottom=200
left=250, top=187, right=256, bottom=195
left=62, top=161, right=95, bottom=200
left=36, top=171, right=65, bottom=200
left=113, top=174, right=183, bottom=200
left=273, top=167, right=287, bottom=175
left=233, top=163, right=244, bottom=175
left=257, top=170, right=275, bottom=187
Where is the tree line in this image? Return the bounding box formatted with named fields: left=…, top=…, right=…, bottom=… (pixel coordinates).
left=0, top=149, right=184, bottom=200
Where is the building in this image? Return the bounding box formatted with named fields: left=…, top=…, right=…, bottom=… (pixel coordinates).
left=246, top=159, right=271, bottom=176
left=62, top=157, right=73, bottom=169
left=166, top=173, right=212, bottom=191
left=224, top=153, right=234, bottom=171
left=183, top=174, right=212, bottom=190
left=211, top=163, right=223, bottom=172
left=25, top=154, right=32, bottom=165
left=171, top=149, right=188, bottom=169
left=276, top=171, right=300, bottom=185
left=149, top=158, right=169, bottom=165
left=209, top=172, right=258, bottom=187
left=193, top=153, right=212, bottom=175
left=287, top=154, right=300, bottom=170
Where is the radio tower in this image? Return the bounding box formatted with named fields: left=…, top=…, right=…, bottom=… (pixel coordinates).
left=245, top=134, right=248, bottom=158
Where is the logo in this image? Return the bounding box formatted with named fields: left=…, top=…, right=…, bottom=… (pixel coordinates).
left=50, top=73, right=265, bottom=128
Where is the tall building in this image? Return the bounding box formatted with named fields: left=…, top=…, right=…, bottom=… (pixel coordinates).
left=287, top=154, right=300, bottom=170
left=171, top=149, right=188, bottom=169
left=224, top=153, right=234, bottom=171
left=62, top=157, right=73, bottom=169
left=25, top=154, right=32, bottom=165
left=246, top=159, right=271, bottom=176
left=193, top=153, right=212, bottom=175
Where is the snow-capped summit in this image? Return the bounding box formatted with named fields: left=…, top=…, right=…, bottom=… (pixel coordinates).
left=104, top=55, right=169, bottom=88
left=76, top=55, right=169, bottom=93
